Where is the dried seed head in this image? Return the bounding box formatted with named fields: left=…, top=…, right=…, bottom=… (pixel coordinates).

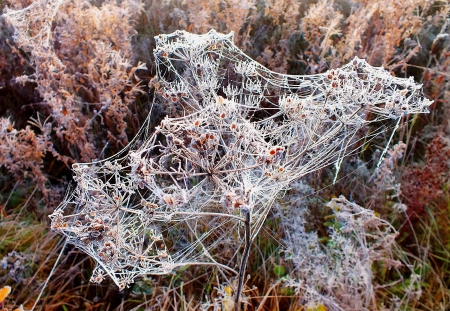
left=217, top=96, right=224, bottom=105
left=233, top=199, right=244, bottom=209
left=93, top=221, right=103, bottom=230
left=159, top=252, right=168, bottom=259
left=81, top=238, right=91, bottom=245
left=163, top=195, right=175, bottom=205
left=50, top=32, right=431, bottom=289
left=104, top=241, right=116, bottom=250
left=145, top=201, right=158, bottom=209
left=94, top=274, right=104, bottom=283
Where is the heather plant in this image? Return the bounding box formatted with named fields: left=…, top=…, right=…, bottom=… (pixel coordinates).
left=0, top=116, right=60, bottom=201
left=401, top=133, right=450, bottom=217
left=295, top=0, right=439, bottom=72
left=3, top=0, right=147, bottom=162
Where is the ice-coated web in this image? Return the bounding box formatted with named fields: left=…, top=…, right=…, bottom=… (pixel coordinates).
left=4, top=0, right=64, bottom=49
left=49, top=30, right=432, bottom=289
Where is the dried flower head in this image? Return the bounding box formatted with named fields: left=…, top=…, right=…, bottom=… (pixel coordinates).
left=48, top=29, right=431, bottom=290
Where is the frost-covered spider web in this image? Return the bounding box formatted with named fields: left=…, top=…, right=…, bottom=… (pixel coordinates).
left=49, top=29, right=432, bottom=289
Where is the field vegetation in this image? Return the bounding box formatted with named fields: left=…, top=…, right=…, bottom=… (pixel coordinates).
left=0, top=0, right=449, bottom=310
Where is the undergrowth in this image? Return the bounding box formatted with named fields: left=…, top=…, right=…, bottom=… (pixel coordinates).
left=0, top=0, right=449, bottom=310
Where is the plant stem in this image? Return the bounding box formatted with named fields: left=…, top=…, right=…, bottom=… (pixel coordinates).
left=235, top=208, right=251, bottom=311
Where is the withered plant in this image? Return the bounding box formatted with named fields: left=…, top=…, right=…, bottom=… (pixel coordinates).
left=1, top=0, right=448, bottom=311
left=48, top=29, right=431, bottom=310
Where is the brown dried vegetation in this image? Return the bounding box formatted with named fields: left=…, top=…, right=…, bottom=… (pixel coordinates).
left=0, top=0, right=449, bottom=310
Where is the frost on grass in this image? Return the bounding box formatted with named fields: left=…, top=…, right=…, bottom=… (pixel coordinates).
left=48, top=30, right=432, bottom=289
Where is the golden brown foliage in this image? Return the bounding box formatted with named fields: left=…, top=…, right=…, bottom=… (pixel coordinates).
left=0, top=0, right=449, bottom=310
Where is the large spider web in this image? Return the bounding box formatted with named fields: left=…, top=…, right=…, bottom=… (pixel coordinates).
left=49, top=30, right=432, bottom=289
